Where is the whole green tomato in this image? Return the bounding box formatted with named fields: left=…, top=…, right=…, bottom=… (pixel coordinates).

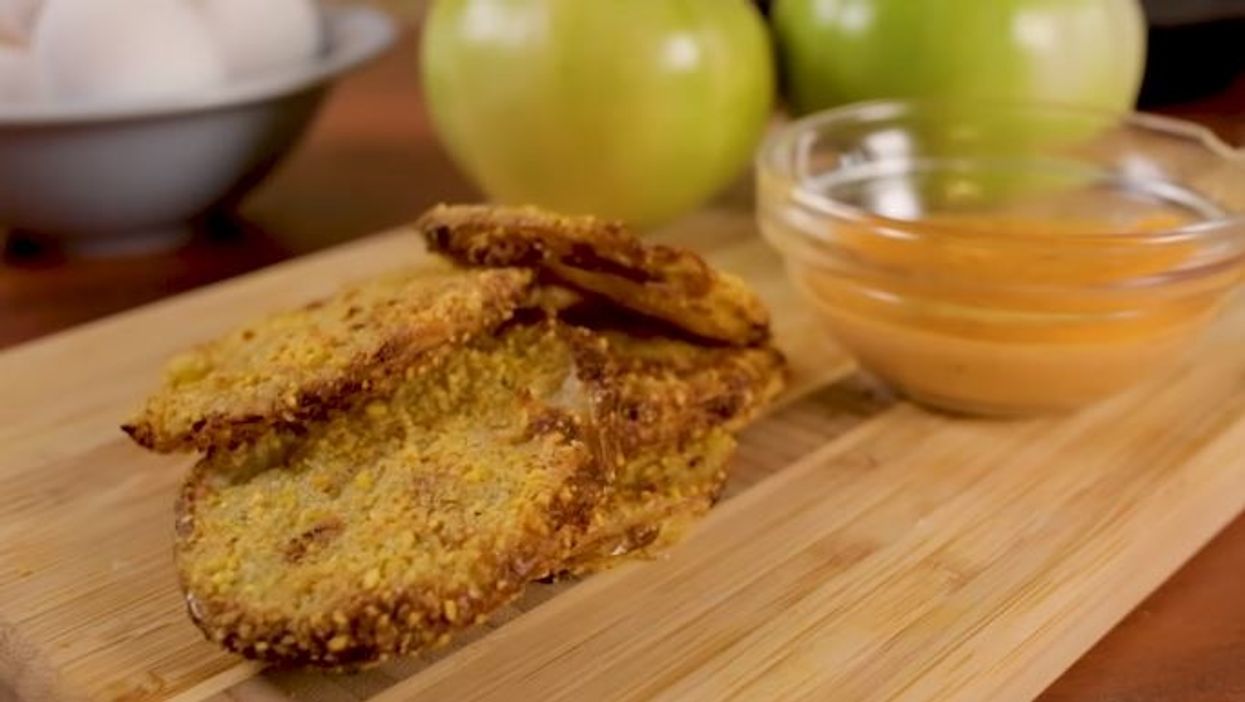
left=773, top=0, right=1146, bottom=115
left=422, top=0, right=774, bottom=227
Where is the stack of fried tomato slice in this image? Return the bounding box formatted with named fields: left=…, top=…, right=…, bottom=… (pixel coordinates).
left=124, top=205, right=785, bottom=669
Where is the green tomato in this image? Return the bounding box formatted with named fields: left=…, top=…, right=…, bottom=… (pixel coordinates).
left=421, top=0, right=774, bottom=227
left=773, top=0, right=1146, bottom=115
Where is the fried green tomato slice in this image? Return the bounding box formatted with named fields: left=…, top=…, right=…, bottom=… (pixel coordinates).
left=175, top=322, right=606, bottom=669
left=564, top=429, right=737, bottom=575
left=417, top=204, right=770, bottom=346
left=124, top=266, right=533, bottom=453
left=565, top=330, right=786, bottom=574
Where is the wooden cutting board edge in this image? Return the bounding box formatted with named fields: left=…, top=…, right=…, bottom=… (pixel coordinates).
left=4, top=218, right=1245, bottom=701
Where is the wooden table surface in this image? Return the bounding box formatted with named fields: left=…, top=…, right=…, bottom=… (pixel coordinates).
left=2, top=25, right=1243, bottom=702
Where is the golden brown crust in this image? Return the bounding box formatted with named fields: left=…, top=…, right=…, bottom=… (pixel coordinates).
left=599, top=331, right=787, bottom=457
left=561, top=329, right=787, bottom=573
left=123, top=267, right=533, bottom=453
left=152, top=217, right=786, bottom=667
left=174, top=316, right=786, bottom=666
left=563, top=430, right=736, bottom=575
left=176, top=322, right=607, bottom=669
left=417, top=204, right=770, bottom=346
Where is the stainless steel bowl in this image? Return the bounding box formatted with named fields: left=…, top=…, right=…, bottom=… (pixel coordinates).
left=0, top=3, right=397, bottom=254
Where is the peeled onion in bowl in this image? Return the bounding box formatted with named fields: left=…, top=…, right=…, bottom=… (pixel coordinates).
left=194, top=0, right=322, bottom=80
left=35, top=0, right=226, bottom=103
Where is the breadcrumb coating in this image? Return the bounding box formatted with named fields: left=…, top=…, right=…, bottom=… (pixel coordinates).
left=417, top=204, right=770, bottom=346
left=600, top=330, right=787, bottom=457
left=565, top=429, right=736, bottom=575
left=123, top=267, right=533, bottom=453
left=175, top=319, right=786, bottom=666
left=138, top=203, right=789, bottom=671
left=565, top=330, right=786, bottom=573
left=176, top=322, right=606, bottom=668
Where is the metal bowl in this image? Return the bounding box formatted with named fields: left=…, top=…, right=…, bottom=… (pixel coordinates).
left=0, top=3, right=397, bottom=254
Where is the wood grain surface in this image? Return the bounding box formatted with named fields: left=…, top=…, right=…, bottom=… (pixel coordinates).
left=3, top=202, right=1245, bottom=701
left=2, top=19, right=1245, bottom=702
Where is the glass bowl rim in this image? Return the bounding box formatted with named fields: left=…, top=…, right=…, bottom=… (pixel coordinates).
left=757, top=99, right=1245, bottom=247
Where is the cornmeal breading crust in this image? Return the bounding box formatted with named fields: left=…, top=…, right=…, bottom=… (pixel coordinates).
left=176, top=322, right=606, bottom=668
left=564, top=429, right=736, bottom=575
left=133, top=203, right=788, bottom=670
left=417, top=204, right=770, bottom=346
left=124, top=267, right=533, bottom=453
left=175, top=321, right=785, bottom=667
left=566, top=331, right=785, bottom=573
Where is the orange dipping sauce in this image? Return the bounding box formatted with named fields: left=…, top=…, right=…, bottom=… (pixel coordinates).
left=757, top=100, right=1245, bottom=415
left=787, top=213, right=1239, bottom=415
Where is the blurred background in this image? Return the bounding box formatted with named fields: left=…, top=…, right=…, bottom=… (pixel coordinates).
left=746, top=0, right=1245, bottom=107
left=0, top=0, right=1242, bottom=347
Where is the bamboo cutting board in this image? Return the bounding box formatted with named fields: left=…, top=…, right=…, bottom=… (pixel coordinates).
left=2, top=207, right=1244, bottom=702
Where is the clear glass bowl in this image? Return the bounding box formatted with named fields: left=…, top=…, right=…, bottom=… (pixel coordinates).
left=757, top=100, right=1245, bottom=416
